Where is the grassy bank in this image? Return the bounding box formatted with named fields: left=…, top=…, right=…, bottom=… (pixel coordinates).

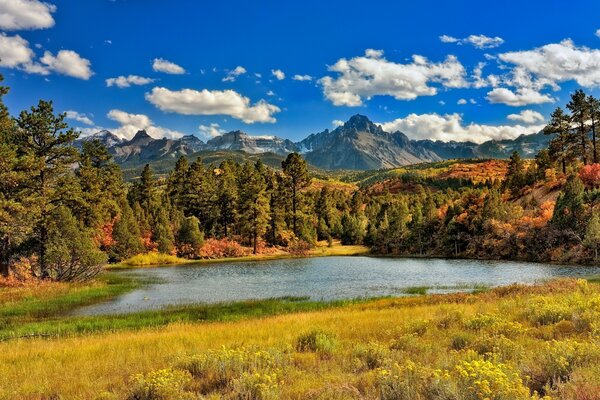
left=1, top=278, right=600, bottom=399
left=110, top=243, right=370, bottom=269
left=0, top=273, right=139, bottom=332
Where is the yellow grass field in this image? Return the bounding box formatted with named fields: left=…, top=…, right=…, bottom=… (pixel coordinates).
left=1, top=278, right=600, bottom=399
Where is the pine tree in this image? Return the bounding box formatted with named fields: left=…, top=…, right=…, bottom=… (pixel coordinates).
left=282, top=153, right=310, bottom=236
left=552, top=175, right=585, bottom=233
left=544, top=107, right=576, bottom=174
left=177, top=216, right=204, bottom=258
left=45, top=206, right=107, bottom=281
left=238, top=162, right=270, bottom=253
left=168, top=156, right=189, bottom=206
left=504, top=151, right=526, bottom=195
left=152, top=204, right=175, bottom=254
left=588, top=95, right=600, bottom=164
left=567, top=89, right=591, bottom=165
left=216, top=160, right=239, bottom=238
left=111, top=199, right=143, bottom=261
left=15, top=100, right=79, bottom=277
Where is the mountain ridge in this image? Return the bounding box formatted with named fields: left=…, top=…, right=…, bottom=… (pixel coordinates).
left=76, top=114, right=549, bottom=170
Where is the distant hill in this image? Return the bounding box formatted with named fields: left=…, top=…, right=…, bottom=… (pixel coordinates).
left=77, top=114, right=549, bottom=175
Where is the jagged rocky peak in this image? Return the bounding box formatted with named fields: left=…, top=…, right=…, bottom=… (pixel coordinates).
left=131, top=129, right=152, bottom=141
left=341, top=114, right=383, bottom=134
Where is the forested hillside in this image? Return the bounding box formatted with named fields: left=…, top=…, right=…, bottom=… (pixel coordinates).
left=2, top=76, right=600, bottom=283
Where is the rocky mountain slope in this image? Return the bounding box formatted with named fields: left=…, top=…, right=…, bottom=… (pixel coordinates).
left=77, top=114, right=549, bottom=171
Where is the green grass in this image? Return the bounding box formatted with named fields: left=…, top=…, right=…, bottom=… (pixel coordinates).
left=0, top=273, right=139, bottom=328
left=0, top=296, right=375, bottom=341
left=120, top=252, right=190, bottom=267
left=402, top=286, right=429, bottom=295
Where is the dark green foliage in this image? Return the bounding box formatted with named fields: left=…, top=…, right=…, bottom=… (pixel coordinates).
left=552, top=175, right=585, bottom=233
left=111, top=200, right=144, bottom=261
left=45, top=206, right=107, bottom=281
left=177, top=216, right=204, bottom=258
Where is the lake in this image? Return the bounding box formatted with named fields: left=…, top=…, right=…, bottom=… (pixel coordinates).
left=75, top=256, right=600, bottom=316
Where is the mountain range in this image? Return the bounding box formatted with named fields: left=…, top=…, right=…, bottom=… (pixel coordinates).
left=77, top=115, right=550, bottom=171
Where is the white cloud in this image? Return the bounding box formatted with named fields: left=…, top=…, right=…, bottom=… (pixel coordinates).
left=497, top=39, right=600, bottom=91
left=507, top=109, right=545, bottom=124
left=486, top=87, right=554, bottom=106
left=332, top=120, right=344, bottom=127
left=457, top=98, right=467, bottom=105
left=596, top=29, right=600, bottom=39
left=152, top=58, right=185, bottom=74
left=65, top=110, right=93, bottom=126
left=266, top=90, right=275, bottom=96
left=106, top=75, right=154, bottom=88
left=145, top=87, right=281, bottom=124
left=380, top=113, right=544, bottom=143
left=0, top=0, right=56, bottom=30
left=440, top=34, right=504, bottom=49
left=0, top=33, right=33, bottom=67
left=39, top=50, right=93, bottom=79
left=198, top=123, right=226, bottom=140
left=107, top=109, right=184, bottom=140
left=292, top=74, right=312, bottom=81
left=271, top=69, right=285, bottom=80
left=222, top=65, right=247, bottom=82
left=439, top=35, right=458, bottom=43
left=319, top=49, right=468, bottom=106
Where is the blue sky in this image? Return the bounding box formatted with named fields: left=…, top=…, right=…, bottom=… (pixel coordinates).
left=1, top=0, right=600, bottom=143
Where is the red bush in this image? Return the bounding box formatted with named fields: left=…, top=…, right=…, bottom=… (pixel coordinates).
left=198, top=238, right=250, bottom=259
left=579, top=163, right=600, bottom=188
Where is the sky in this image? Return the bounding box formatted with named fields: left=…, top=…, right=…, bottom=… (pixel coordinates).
left=1, top=0, right=600, bottom=144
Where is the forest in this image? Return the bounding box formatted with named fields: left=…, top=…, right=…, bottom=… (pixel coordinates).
left=1, top=73, right=600, bottom=283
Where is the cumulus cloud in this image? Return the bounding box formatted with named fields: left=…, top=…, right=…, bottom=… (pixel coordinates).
left=198, top=123, right=226, bottom=140
left=332, top=120, right=344, bottom=127
left=319, top=49, right=468, bottom=106
left=0, top=33, right=33, bottom=67
left=39, top=50, right=93, bottom=79
left=145, top=87, right=281, bottom=124
left=596, top=29, right=600, bottom=38
left=497, top=39, right=600, bottom=91
left=65, top=110, right=93, bottom=126
left=106, top=75, right=154, bottom=88
left=0, top=0, right=56, bottom=31
left=380, top=113, right=545, bottom=143
left=222, top=66, right=247, bottom=82
left=507, top=109, right=545, bottom=124
left=439, top=34, right=504, bottom=49
left=107, top=109, right=184, bottom=140
left=292, top=74, right=312, bottom=81
left=152, top=58, right=185, bottom=74
left=271, top=69, right=285, bottom=80
left=486, top=87, right=554, bottom=106
left=457, top=98, right=467, bottom=105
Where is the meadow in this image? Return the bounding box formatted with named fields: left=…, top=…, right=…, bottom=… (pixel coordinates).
left=2, top=277, right=600, bottom=399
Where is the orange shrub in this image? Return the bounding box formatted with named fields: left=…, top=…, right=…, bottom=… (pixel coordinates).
left=579, top=163, right=600, bottom=188
left=198, top=238, right=250, bottom=259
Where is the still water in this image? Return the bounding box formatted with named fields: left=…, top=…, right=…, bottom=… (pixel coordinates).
left=75, top=256, right=600, bottom=315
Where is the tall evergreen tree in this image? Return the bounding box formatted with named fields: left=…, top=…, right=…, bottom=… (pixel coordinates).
left=14, top=100, right=79, bottom=277
left=238, top=162, right=270, bottom=254
left=585, top=210, right=600, bottom=259
left=544, top=107, right=576, bottom=174
left=588, top=95, right=600, bottom=164
left=216, top=160, right=239, bottom=238
left=282, top=153, right=310, bottom=237
left=552, top=175, right=585, bottom=233
left=567, top=89, right=590, bottom=165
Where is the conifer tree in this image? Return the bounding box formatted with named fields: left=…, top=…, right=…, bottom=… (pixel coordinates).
left=567, top=89, right=590, bottom=165
left=552, top=175, right=585, bottom=233
left=588, top=95, right=600, bottom=164
left=238, top=162, right=270, bottom=253
left=111, top=199, right=143, bottom=261
left=15, top=100, right=79, bottom=277
left=216, top=160, right=239, bottom=238
left=177, top=216, right=204, bottom=257
left=544, top=107, right=575, bottom=174
left=282, top=153, right=310, bottom=237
